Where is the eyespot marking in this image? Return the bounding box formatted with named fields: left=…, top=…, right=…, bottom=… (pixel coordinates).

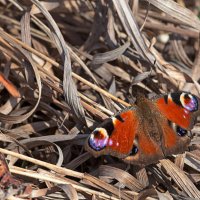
left=163, top=95, right=168, bottom=104
left=168, top=94, right=173, bottom=102
left=180, top=93, right=198, bottom=112
left=111, top=117, right=118, bottom=126
left=115, top=114, right=124, bottom=122
left=129, top=138, right=139, bottom=156
left=88, top=128, right=109, bottom=151
left=131, top=145, right=138, bottom=155
left=169, top=121, right=189, bottom=137
left=176, top=126, right=188, bottom=137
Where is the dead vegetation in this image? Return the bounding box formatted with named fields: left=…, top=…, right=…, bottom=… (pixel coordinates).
left=0, top=0, right=199, bottom=199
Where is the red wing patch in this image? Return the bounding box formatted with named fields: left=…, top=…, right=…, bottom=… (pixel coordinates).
left=161, top=123, right=190, bottom=156
left=106, top=110, right=139, bottom=157
left=123, top=129, right=164, bottom=166
left=161, top=124, right=177, bottom=149
left=85, top=109, right=139, bottom=158
left=138, top=132, right=159, bottom=155
left=156, top=97, right=191, bottom=129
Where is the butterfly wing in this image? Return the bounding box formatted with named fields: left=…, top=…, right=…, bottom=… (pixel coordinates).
left=154, top=92, right=200, bottom=156
left=155, top=92, right=200, bottom=129
left=85, top=105, right=165, bottom=166
left=123, top=128, right=164, bottom=166
left=85, top=108, right=139, bottom=159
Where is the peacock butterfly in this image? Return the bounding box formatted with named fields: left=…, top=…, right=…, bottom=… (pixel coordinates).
left=85, top=92, right=200, bottom=166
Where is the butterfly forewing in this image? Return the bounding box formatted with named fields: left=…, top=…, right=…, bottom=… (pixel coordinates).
left=155, top=92, right=200, bottom=130
left=155, top=92, right=200, bottom=156
left=85, top=108, right=139, bottom=158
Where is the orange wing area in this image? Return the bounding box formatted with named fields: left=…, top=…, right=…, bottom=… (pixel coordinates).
left=124, top=130, right=164, bottom=166
left=138, top=132, right=159, bottom=155
left=0, top=73, right=20, bottom=98
left=155, top=95, right=192, bottom=157
left=156, top=97, right=191, bottom=129
left=106, top=110, right=139, bottom=157
left=123, top=122, right=164, bottom=165
left=161, top=123, right=191, bottom=156
left=123, top=127, right=164, bottom=166
left=161, top=123, right=177, bottom=149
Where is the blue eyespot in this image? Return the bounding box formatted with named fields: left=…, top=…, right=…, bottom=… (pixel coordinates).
left=131, top=145, right=138, bottom=155
left=88, top=128, right=109, bottom=151
left=170, top=121, right=189, bottom=137
left=182, top=94, right=198, bottom=112
left=176, top=126, right=188, bottom=137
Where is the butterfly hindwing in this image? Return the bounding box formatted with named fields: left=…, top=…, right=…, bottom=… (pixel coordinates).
left=123, top=128, right=164, bottom=166
left=160, top=122, right=191, bottom=156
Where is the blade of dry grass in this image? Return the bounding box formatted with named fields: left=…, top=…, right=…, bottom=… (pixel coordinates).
left=147, top=0, right=200, bottom=31
left=30, top=0, right=86, bottom=124
left=160, top=159, right=200, bottom=199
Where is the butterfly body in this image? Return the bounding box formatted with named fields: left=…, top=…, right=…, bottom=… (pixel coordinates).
left=85, top=92, right=200, bottom=166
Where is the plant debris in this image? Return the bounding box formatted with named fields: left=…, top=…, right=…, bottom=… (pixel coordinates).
left=0, top=0, right=199, bottom=199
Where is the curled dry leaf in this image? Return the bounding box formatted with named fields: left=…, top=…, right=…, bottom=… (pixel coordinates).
left=0, top=1, right=199, bottom=199
left=30, top=0, right=86, bottom=125
left=160, top=159, right=200, bottom=199
left=147, top=0, right=200, bottom=31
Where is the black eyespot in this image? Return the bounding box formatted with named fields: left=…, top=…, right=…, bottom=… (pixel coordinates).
left=131, top=145, right=138, bottom=155
left=176, top=126, right=188, bottom=137
left=169, top=121, right=189, bottom=137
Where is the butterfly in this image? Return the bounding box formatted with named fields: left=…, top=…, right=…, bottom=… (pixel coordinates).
left=85, top=92, right=200, bottom=166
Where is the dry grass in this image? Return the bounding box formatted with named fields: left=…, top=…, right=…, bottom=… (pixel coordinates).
left=0, top=0, right=199, bottom=199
